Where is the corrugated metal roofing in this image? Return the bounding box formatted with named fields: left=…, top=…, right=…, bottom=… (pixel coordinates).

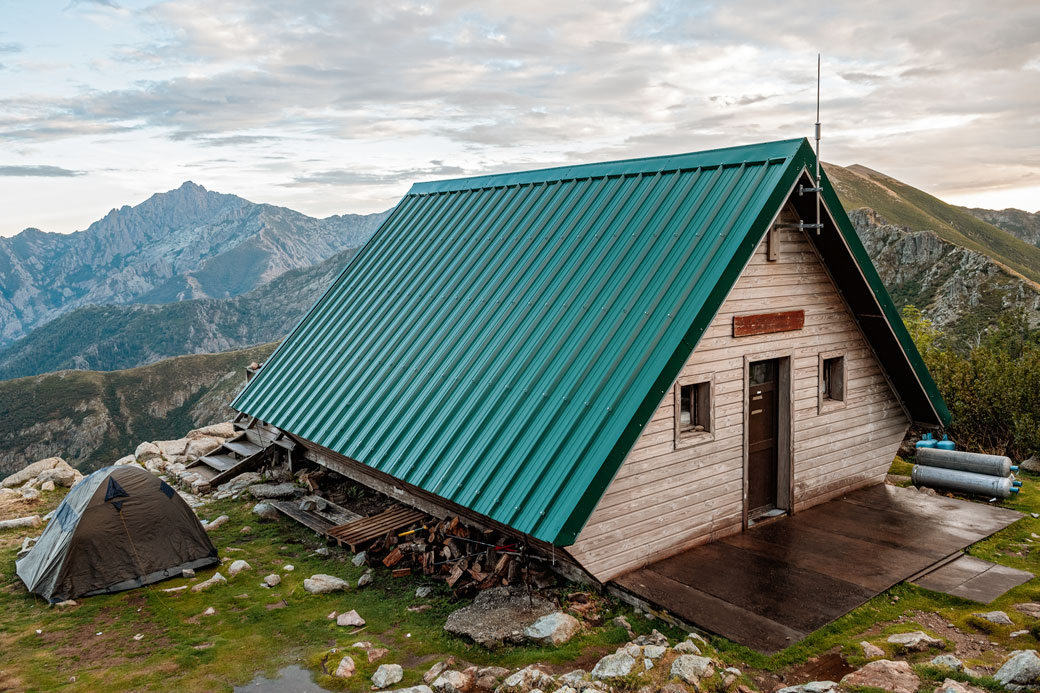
left=233, top=138, right=948, bottom=545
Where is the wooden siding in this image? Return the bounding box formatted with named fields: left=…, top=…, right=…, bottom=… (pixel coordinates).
left=569, top=213, right=911, bottom=582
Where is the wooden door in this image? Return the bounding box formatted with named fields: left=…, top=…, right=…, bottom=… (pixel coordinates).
left=747, top=358, right=779, bottom=516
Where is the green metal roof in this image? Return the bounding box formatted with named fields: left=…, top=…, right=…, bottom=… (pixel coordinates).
left=233, top=138, right=948, bottom=546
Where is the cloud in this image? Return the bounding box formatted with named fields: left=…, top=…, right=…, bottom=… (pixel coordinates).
left=284, top=163, right=468, bottom=187
left=64, top=0, right=121, bottom=9
left=0, top=165, right=84, bottom=177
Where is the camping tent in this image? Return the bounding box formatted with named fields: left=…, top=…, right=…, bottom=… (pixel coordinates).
left=16, top=465, right=218, bottom=602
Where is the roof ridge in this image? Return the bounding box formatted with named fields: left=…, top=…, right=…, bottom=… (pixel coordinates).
left=408, top=138, right=808, bottom=195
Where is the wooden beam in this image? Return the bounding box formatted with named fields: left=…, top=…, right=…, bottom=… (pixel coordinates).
left=733, top=310, right=805, bottom=337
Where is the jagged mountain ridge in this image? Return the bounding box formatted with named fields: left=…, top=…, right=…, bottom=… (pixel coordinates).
left=0, top=247, right=357, bottom=380
left=961, top=206, right=1040, bottom=247
left=0, top=181, right=388, bottom=345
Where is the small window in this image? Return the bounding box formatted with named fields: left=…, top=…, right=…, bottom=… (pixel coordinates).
left=676, top=376, right=713, bottom=447
left=822, top=355, right=845, bottom=402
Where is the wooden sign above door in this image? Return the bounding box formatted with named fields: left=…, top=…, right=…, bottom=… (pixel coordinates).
left=733, top=310, right=805, bottom=337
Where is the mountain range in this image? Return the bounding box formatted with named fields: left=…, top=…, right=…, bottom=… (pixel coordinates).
left=0, top=181, right=388, bottom=346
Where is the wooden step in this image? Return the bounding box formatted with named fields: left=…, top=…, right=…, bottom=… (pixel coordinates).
left=196, top=453, right=239, bottom=472
left=243, top=428, right=278, bottom=448
left=224, top=439, right=263, bottom=457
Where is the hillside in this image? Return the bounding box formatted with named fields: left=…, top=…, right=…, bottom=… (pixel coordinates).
left=961, top=206, right=1040, bottom=246
left=0, top=247, right=356, bottom=380
left=0, top=342, right=276, bottom=476
left=0, top=181, right=387, bottom=346
left=825, top=163, right=1040, bottom=286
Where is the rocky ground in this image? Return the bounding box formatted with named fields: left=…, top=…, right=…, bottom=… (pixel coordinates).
left=2, top=429, right=1040, bottom=692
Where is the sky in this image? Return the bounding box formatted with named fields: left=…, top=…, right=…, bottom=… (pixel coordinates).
left=1, top=0, right=1039, bottom=236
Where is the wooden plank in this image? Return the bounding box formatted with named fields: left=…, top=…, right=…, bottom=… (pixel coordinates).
left=271, top=500, right=336, bottom=535
left=195, top=453, right=238, bottom=472
left=326, top=506, right=427, bottom=551
left=224, top=439, right=263, bottom=457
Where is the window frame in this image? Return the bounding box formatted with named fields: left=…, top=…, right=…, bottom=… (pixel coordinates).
left=674, top=373, right=715, bottom=448
left=818, top=350, right=848, bottom=414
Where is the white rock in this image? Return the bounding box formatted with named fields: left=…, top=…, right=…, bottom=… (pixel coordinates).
left=334, top=655, right=355, bottom=679
left=590, top=652, right=635, bottom=679
left=674, top=639, right=701, bottom=654
left=861, top=641, right=885, bottom=658
left=352, top=551, right=367, bottom=567
left=182, top=568, right=195, bottom=578
left=994, top=650, right=1040, bottom=687
left=2, top=457, right=66, bottom=488
left=887, top=630, right=943, bottom=651
left=185, top=436, right=223, bottom=461
left=390, top=687, right=432, bottom=693
left=931, top=654, right=965, bottom=671
left=263, top=574, right=281, bottom=587
left=282, top=564, right=294, bottom=572
left=188, top=422, right=236, bottom=439
left=974, top=610, right=1014, bottom=625
left=670, top=654, right=714, bottom=684
left=252, top=502, right=280, bottom=520
left=155, top=438, right=189, bottom=462
left=777, top=682, right=839, bottom=693
left=337, top=610, right=366, bottom=627
left=204, top=515, right=230, bottom=532
left=114, top=455, right=138, bottom=466
left=39, top=481, right=55, bottom=492
left=202, top=607, right=216, bottom=616
left=643, top=644, right=666, bottom=659
left=357, top=571, right=373, bottom=588
left=191, top=572, right=226, bottom=593
left=135, top=442, right=162, bottom=463
left=315, top=546, right=330, bottom=556
left=415, top=585, right=433, bottom=598
left=523, top=612, right=580, bottom=645
left=431, top=670, right=471, bottom=692
left=499, top=665, right=554, bottom=690
left=303, top=574, right=349, bottom=594
left=372, top=664, right=404, bottom=689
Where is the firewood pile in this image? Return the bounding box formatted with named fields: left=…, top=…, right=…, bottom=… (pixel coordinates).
left=362, top=514, right=559, bottom=597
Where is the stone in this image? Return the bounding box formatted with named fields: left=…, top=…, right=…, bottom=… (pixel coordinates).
left=3, top=457, right=68, bottom=488
left=372, top=664, right=404, bottom=689
left=477, top=666, right=509, bottom=680
left=114, top=455, right=138, bottom=466
left=423, top=660, right=454, bottom=685
left=252, top=502, right=280, bottom=520
left=204, top=515, right=230, bottom=532
left=1021, top=456, right=1040, bottom=473
left=416, top=585, right=433, bottom=598
left=303, top=574, right=349, bottom=594
left=185, top=436, right=223, bottom=461
left=431, top=670, right=471, bottom=692
left=217, top=472, right=263, bottom=496
left=40, top=481, right=55, bottom=492
left=443, top=586, right=554, bottom=647
left=54, top=599, right=78, bottom=608
left=367, top=647, right=389, bottom=663
left=591, top=652, right=635, bottom=679
left=240, top=526, right=252, bottom=534
left=357, top=571, right=373, bottom=588
left=337, top=610, right=365, bottom=627
left=189, top=422, right=236, bottom=439
left=974, top=610, right=1014, bottom=625
left=994, top=650, right=1040, bottom=688
left=776, top=683, right=838, bottom=693
left=182, top=568, right=196, bottom=579
left=1012, top=629, right=1030, bottom=637
left=391, top=688, right=433, bottom=693
left=191, top=572, right=226, bottom=593
left=202, top=607, right=216, bottom=616
left=523, top=612, right=580, bottom=645
left=283, top=564, right=294, bottom=572
left=616, top=643, right=641, bottom=658
left=861, top=640, right=885, bottom=658
left=352, top=551, right=367, bottom=567
left=498, top=665, right=554, bottom=691
left=673, top=639, right=701, bottom=654
left=612, top=615, right=632, bottom=631
left=930, top=654, right=965, bottom=671
left=334, top=655, right=355, bottom=679
left=135, top=443, right=162, bottom=463
left=670, top=655, right=714, bottom=684
left=887, top=630, right=943, bottom=651
left=227, top=560, right=250, bottom=577
left=248, top=482, right=297, bottom=499
left=934, top=679, right=986, bottom=693
left=632, top=628, right=669, bottom=646
left=1015, top=602, right=1040, bottom=618
left=643, top=644, right=666, bottom=659
left=263, top=574, right=281, bottom=587
left=315, top=547, right=330, bottom=556
left=558, top=670, right=585, bottom=685
left=841, top=660, right=920, bottom=693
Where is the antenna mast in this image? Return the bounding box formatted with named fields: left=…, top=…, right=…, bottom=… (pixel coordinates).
left=815, top=53, right=821, bottom=234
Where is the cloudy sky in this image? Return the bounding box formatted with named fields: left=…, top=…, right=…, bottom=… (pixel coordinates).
left=2, top=0, right=1039, bottom=236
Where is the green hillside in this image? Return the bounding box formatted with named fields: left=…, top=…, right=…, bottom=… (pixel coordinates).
left=826, top=163, right=1040, bottom=286
left=0, top=342, right=277, bottom=476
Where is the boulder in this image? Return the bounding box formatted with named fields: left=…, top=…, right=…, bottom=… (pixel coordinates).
left=974, top=610, right=1014, bottom=625
left=2, top=457, right=67, bottom=488
left=1020, top=455, right=1040, bottom=473
left=591, top=653, right=635, bottom=679
left=523, top=612, right=580, bottom=645
left=393, top=688, right=433, bottom=693
left=431, top=669, right=471, bottom=692
left=424, top=660, right=454, bottom=685
left=372, top=664, right=404, bottom=689
left=887, top=630, right=943, bottom=651
left=186, top=437, right=223, bottom=461
left=1015, top=602, right=1040, bottom=618
left=227, top=560, right=250, bottom=577
left=188, top=422, right=236, bottom=439
left=155, top=438, right=189, bottom=461
left=247, top=483, right=297, bottom=500
left=145, top=457, right=167, bottom=474
left=337, top=610, right=365, bottom=627
left=303, top=574, right=349, bottom=594
left=135, top=442, right=162, bottom=463
left=204, top=515, right=230, bottom=532
left=191, top=572, right=226, bottom=593
left=498, top=665, right=553, bottom=692
left=334, top=655, right=355, bottom=679
left=776, top=683, right=838, bottom=693
left=252, top=502, right=280, bottom=520
left=39, top=481, right=55, bottom=492
left=860, top=641, right=885, bottom=658
left=669, top=655, right=714, bottom=684
left=673, top=639, right=701, bottom=654
left=643, top=644, right=666, bottom=659
left=840, top=660, right=920, bottom=693
left=934, top=679, right=986, bottom=693
left=930, top=654, right=966, bottom=671
left=114, top=455, right=138, bottom=466
left=263, top=574, right=281, bottom=587
left=994, top=650, right=1040, bottom=689
left=218, top=472, right=263, bottom=496
left=443, top=586, right=554, bottom=647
